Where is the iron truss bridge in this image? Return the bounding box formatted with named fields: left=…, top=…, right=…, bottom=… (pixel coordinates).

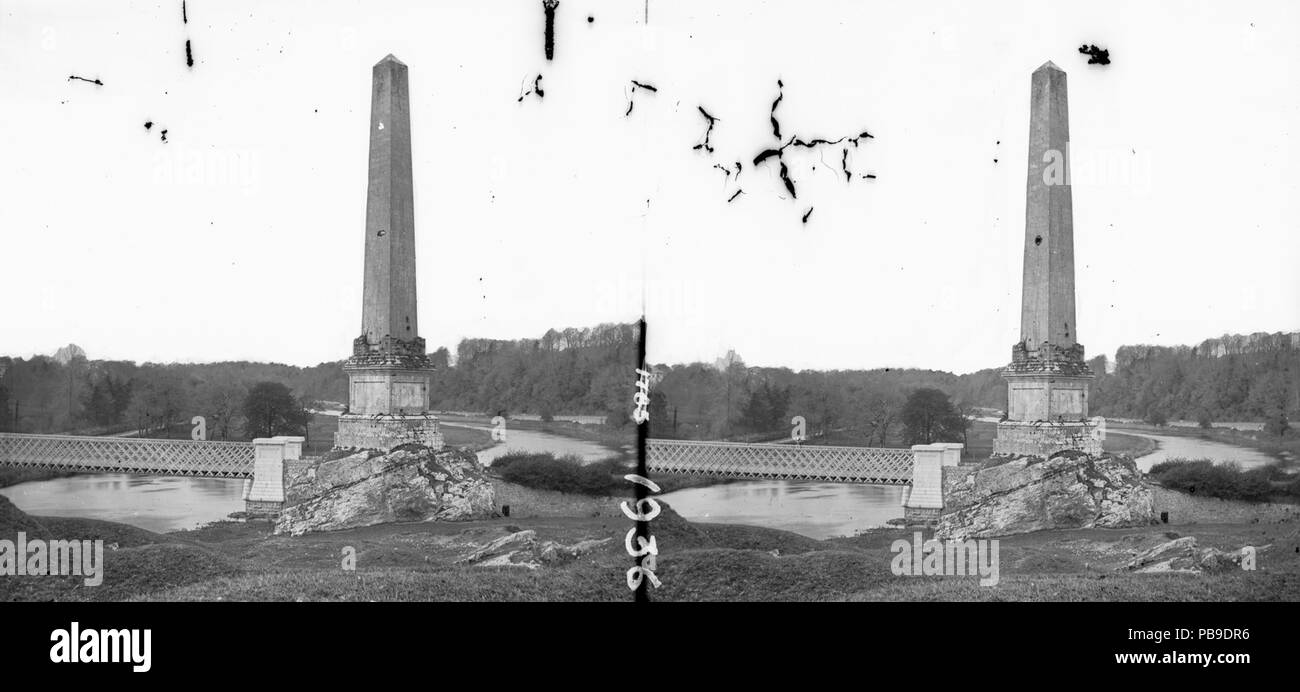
left=646, top=439, right=915, bottom=485
left=0, top=433, right=255, bottom=479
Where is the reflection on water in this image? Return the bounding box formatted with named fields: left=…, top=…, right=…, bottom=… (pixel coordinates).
left=659, top=480, right=906, bottom=540
left=0, top=474, right=246, bottom=533
left=1127, top=431, right=1279, bottom=472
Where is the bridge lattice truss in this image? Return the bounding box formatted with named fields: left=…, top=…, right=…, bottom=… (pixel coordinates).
left=0, top=434, right=255, bottom=479
left=646, top=439, right=914, bottom=485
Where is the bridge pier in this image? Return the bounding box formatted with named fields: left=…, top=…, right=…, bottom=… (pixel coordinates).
left=902, top=443, right=952, bottom=526
left=243, top=438, right=289, bottom=517
left=273, top=435, right=305, bottom=461
left=936, top=442, right=964, bottom=467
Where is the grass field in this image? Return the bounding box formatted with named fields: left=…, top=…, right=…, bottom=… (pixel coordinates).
left=4, top=498, right=1297, bottom=602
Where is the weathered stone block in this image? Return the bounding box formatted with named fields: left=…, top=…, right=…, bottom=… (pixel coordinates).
left=936, top=453, right=1154, bottom=540
left=275, top=445, right=494, bottom=535
left=993, top=420, right=1101, bottom=458
left=334, top=414, right=444, bottom=452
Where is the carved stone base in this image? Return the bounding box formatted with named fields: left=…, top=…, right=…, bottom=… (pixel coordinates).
left=245, top=500, right=283, bottom=517
left=903, top=505, right=942, bottom=527
left=993, top=420, right=1101, bottom=458
left=334, top=414, right=444, bottom=452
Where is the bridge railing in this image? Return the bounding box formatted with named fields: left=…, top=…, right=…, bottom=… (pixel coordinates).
left=0, top=432, right=256, bottom=478
left=646, top=438, right=962, bottom=525
left=646, top=438, right=919, bottom=485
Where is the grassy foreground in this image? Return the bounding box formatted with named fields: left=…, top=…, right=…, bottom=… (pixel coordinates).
left=3, top=495, right=1298, bottom=602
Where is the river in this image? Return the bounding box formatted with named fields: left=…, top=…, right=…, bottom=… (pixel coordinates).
left=656, top=428, right=1288, bottom=540
left=1120, top=430, right=1280, bottom=472
left=1, top=425, right=1281, bottom=538
left=0, top=424, right=626, bottom=533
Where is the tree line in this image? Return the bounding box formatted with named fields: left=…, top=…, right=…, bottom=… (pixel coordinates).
left=4, top=327, right=1292, bottom=441
left=648, top=354, right=976, bottom=446
left=1089, top=343, right=1297, bottom=434
left=0, top=322, right=642, bottom=438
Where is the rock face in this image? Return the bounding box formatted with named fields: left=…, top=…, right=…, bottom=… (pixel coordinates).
left=1126, top=536, right=1251, bottom=574
left=454, top=529, right=614, bottom=570
left=935, top=452, right=1155, bottom=540
left=274, top=444, right=496, bottom=536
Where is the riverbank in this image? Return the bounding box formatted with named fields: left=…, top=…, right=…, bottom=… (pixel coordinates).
left=0, top=466, right=78, bottom=490
left=1111, top=422, right=1299, bottom=466
left=3, top=496, right=1296, bottom=601
left=437, top=414, right=635, bottom=455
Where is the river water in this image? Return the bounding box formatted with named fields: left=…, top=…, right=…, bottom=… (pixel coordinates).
left=0, top=424, right=626, bottom=533
left=656, top=429, right=1288, bottom=540
left=0, top=426, right=1282, bottom=538
left=1124, top=431, right=1278, bottom=472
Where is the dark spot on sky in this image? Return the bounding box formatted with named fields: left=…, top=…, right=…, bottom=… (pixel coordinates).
left=801, top=207, right=813, bottom=224
left=517, top=74, right=545, bottom=102
left=186, top=39, right=194, bottom=68
left=1078, top=43, right=1110, bottom=65
left=625, top=80, right=657, bottom=116
left=770, top=80, right=783, bottom=140
left=693, top=106, right=718, bottom=153
left=68, top=75, right=103, bottom=86
left=160, top=129, right=169, bottom=143
left=144, top=121, right=153, bottom=130
left=588, top=15, right=593, bottom=23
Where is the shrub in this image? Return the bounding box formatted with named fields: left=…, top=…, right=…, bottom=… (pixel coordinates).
left=1147, top=458, right=1276, bottom=502
left=494, top=452, right=626, bottom=496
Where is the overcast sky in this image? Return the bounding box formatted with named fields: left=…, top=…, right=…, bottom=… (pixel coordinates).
left=1, top=0, right=1296, bottom=374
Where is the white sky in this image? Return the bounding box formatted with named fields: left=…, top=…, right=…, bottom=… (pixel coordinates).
left=1, top=0, right=1296, bottom=374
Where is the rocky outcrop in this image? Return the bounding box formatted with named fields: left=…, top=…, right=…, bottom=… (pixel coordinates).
left=936, top=452, right=1155, bottom=540
left=274, top=444, right=496, bottom=536
left=454, top=529, right=614, bottom=569
left=1126, top=536, right=1254, bottom=574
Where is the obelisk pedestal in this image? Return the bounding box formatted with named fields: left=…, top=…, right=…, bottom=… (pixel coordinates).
left=993, top=61, right=1100, bottom=458
left=334, top=54, right=443, bottom=452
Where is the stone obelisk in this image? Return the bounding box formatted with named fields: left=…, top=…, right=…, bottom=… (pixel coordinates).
left=334, top=54, right=444, bottom=452
left=993, top=61, right=1100, bottom=458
